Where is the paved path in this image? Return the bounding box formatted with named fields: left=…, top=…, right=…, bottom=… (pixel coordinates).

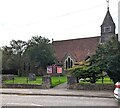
left=0, top=88, right=114, bottom=98
left=0, top=82, right=115, bottom=98
left=53, top=82, right=67, bottom=89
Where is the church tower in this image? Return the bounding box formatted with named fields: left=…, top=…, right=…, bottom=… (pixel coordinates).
left=100, top=0, right=116, bottom=43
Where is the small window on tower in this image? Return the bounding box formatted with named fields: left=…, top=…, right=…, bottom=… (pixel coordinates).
left=104, top=26, right=111, bottom=33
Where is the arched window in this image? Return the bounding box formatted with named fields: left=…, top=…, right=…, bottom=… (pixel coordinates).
left=71, top=60, right=73, bottom=68
left=64, top=56, right=74, bottom=69
left=68, top=57, right=71, bottom=68
left=66, top=60, right=68, bottom=69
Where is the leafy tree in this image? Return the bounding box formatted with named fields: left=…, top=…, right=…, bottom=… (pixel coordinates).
left=10, top=40, right=27, bottom=76
left=24, top=36, right=56, bottom=74
left=2, top=46, right=13, bottom=70
left=2, top=36, right=55, bottom=76
left=68, top=60, right=101, bottom=83
left=2, top=40, right=27, bottom=76
left=90, top=37, right=120, bottom=83
left=10, top=40, right=27, bottom=55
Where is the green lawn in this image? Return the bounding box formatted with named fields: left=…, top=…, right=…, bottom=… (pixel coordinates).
left=3, top=76, right=67, bottom=87
left=51, top=76, right=67, bottom=87
left=3, top=76, right=113, bottom=87
left=80, top=77, right=114, bottom=84
left=3, top=76, right=42, bottom=84
left=96, top=77, right=113, bottom=84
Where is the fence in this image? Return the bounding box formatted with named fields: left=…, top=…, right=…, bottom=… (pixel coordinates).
left=1, top=75, right=51, bottom=89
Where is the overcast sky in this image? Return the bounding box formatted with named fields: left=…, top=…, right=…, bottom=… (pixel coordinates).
left=0, top=0, right=119, bottom=47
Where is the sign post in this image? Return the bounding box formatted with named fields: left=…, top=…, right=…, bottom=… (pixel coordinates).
left=47, top=66, right=53, bottom=74
left=57, top=66, right=62, bottom=84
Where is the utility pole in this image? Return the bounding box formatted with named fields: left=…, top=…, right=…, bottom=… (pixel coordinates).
left=0, top=49, right=2, bottom=84
left=118, top=1, right=120, bottom=42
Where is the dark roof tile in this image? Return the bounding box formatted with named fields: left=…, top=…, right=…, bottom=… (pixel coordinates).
left=52, top=36, right=100, bottom=62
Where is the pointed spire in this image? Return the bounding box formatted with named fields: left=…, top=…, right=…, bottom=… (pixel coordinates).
left=101, top=0, right=114, bottom=26
left=100, top=0, right=116, bottom=43
left=102, top=9, right=114, bottom=25
left=106, top=0, right=109, bottom=10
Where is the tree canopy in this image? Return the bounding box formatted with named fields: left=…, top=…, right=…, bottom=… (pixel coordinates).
left=90, top=37, right=120, bottom=83
left=68, top=36, right=120, bottom=84
left=68, top=60, right=101, bottom=83
left=2, top=36, right=56, bottom=76
left=25, top=36, right=55, bottom=68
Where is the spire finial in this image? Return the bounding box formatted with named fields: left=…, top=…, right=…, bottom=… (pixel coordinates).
left=106, top=0, right=109, bottom=10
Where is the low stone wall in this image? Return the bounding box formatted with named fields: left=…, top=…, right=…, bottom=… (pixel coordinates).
left=1, top=75, right=52, bottom=89
left=2, top=74, right=15, bottom=81
left=1, top=83, right=43, bottom=89
left=42, top=75, right=52, bottom=89
left=68, top=83, right=115, bottom=90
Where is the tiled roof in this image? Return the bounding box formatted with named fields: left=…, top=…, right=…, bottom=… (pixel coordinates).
left=52, top=36, right=100, bottom=62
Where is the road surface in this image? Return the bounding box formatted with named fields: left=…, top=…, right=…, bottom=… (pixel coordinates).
left=1, top=94, right=120, bottom=107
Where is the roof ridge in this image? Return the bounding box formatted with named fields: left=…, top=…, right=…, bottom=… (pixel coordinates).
left=53, top=36, right=100, bottom=42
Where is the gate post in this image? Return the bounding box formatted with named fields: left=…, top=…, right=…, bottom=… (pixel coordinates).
left=67, top=75, right=77, bottom=89
left=42, top=75, right=52, bottom=89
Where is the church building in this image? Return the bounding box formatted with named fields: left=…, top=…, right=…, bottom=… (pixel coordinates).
left=52, top=4, right=116, bottom=69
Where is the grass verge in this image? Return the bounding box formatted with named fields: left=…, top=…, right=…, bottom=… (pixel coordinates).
left=3, top=76, right=67, bottom=87
left=80, top=77, right=114, bottom=84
